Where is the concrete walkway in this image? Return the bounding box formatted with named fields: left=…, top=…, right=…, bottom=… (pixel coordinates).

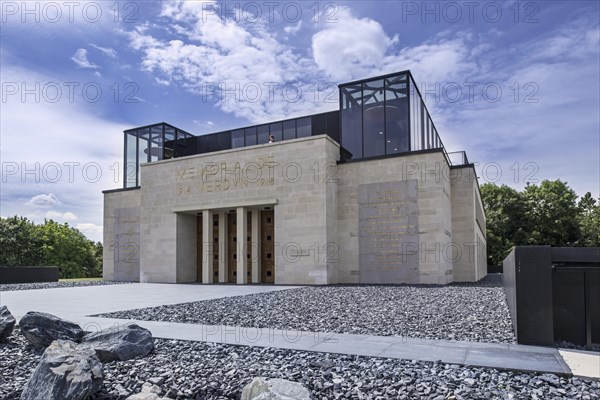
left=2, top=283, right=598, bottom=379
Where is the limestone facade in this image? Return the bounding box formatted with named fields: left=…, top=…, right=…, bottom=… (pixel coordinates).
left=103, top=135, right=486, bottom=284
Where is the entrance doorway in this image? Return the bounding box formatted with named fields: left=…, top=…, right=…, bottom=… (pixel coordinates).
left=196, top=209, right=275, bottom=283
left=261, top=210, right=275, bottom=283
left=196, top=214, right=219, bottom=282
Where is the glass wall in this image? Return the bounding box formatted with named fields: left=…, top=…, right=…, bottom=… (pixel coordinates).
left=120, top=71, right=459, bottom=188
left=269, top=122, right=282, bottom=141
left=223, top=114, right=321, bottom=148
left=340, top=82, right=363, bottom=159
left=123, top=123, right=194, bottom=188
left=125, top=133, right=137, bottom=188
left=232, top=129, right=244, bottom=148
left=340, top=72, right=410, bottom=160
left=385, top=74, right=409, bottom=154
left=339, top=71, right=444, bottom=161
left=296, top=117, right=311, bottom=138
left=408, top=74, right=443, bottom=153
left=362, top=79, right=385, bottom=158
left=257, top=124, right=269, bottom=144
left=283, top=120, right=296, bottom=140
left=245, top=126, right=257, bottom=146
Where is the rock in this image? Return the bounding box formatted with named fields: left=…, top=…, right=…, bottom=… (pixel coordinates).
left=19, top=311, right=84, bottom=348
left=20, top=340, right=103, bottom=400
left=147, top=376, right=165, bottom=385
left=82, top=323, right=154, bottom=362
left=0, top=306, right=16, bottom=342
left=126, top=382, right=169, bottom=400
left=241, top=377, right=311, bottom=400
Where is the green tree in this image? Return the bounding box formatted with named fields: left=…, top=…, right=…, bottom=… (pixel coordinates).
left=0, top=216, right=43, bottom=266
left=35, top=220, right=99, bottom=279
left=523, top=180, right=581, bottom=246
left=92, top=241, right=104, bottom=278
left=578, top=192, right=597, bottom=214
left=480, top=183, right=530, bottom=265
left=1, top=216, right=102, bottom=278
left=578, top=193, right=600, bottom=247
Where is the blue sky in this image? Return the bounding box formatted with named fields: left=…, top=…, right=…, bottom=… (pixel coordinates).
left=1, top=0, right=599, bottom=242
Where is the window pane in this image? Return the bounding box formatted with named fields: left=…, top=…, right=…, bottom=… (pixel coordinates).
left=137, top=130, right=149, bottom=185
left=245, top=127, right=257, bottom=146
left=283, top=120, right=295, bottom=140
left=340, top=84, right=362, bottom=159
left=149, top=126, right=163, bottom=162
left=311, top=114, right=327, bottom=136
left=164, top=127, right=175, bottom=159
left=385, top=74, right=409, bottom=154
left=269, top=122, right=282, bottom=142
left=362, top=79, right=385, bottom=158
left=257, top=124, right=269, bottom=144
left=232, top=129, right=244, bottom=148
left=125, top=133, right=137, bottom=188
left=409, top=77, right=421, bottom=151
left=296, top=117, right=311, bottom=138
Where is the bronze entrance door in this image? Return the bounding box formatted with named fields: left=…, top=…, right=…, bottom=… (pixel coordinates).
left=196, top=215, right=202, bottom=281
left=261, top=210, right=275, bottom=283
left=227, top=213, right=237, bottom=283
left=227, top=212, right=253, bottom=283
left=196, top=214, right=219, bottom=282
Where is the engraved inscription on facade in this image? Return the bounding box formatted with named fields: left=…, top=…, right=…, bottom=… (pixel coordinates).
left=358, top=180, right=419, bottom=284
left=175, top=157, right=278, bottom=195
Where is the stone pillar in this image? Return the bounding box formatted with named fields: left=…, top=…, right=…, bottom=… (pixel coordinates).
left=251, top=210, right=261, bottom=283
left=236, top=207, right=248, bottom=284
left=218, top=211, right=228, bottom=283
left=202, top=210, right=214, bottom=284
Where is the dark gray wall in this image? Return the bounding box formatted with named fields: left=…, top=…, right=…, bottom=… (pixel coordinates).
left=0, top=266, right=59, bottom=284
left=504, top=246, right=600, bottom=348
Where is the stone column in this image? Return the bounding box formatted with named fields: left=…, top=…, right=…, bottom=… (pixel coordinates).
left=202, top=210, right=214, bottom=284
left=251, top=210, right=261, bottom=283
left=218, top=211, right=228, bottom=283
left=236, top=207, right=248, bottom=284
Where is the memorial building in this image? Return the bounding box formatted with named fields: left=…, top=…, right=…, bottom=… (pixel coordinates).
left=103, top=70, right=487, bottom=285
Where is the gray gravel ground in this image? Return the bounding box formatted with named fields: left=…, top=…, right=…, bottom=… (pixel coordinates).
left=0, top=280, right=133, bottom=292
left=1, top=328, right=598, bottom=400
left=98, top=274, right=515, bottom=343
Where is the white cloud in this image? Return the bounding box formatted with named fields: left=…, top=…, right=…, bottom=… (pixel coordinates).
left=121, top=1, right=314, bottom=123
left=155, top=77, right=171, bottom=86
left=25, top=193, right=60, bottom=207
left=312, top=8, right=398, bottom=80
left=71, top=49, right=99, bottom=69
left=121, top=4, right=477, bottom=123
left=284, top=20, right=302, bottom=36
left=76, top=223, right=103, bottom=240
left=2, top=65, right=128, bottom=243
left=89, top=43, right=118, bottom=58
left=46, top=210, right=77, bottom=221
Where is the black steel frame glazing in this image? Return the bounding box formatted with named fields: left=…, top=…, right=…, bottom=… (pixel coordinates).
left=123, top=123, right=194, bottom=188
left=121, top=70, right=471, bottom=188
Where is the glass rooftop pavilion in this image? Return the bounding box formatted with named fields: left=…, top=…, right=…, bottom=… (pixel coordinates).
left=123, top=70, right=469, bottom=188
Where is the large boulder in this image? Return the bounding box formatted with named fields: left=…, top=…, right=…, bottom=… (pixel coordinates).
left=241, top=377, right=311, bottom=400
left=19, top=311, right=84, bottom=348
left=0, top=306, right=16, bottom=342
left=20, top=340, right=103, bottom=400
left=82, top=323, right=154, bottom=362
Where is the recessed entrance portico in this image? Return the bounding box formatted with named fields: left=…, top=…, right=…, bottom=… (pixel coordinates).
left=176, top=200, right=276, bottom=284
